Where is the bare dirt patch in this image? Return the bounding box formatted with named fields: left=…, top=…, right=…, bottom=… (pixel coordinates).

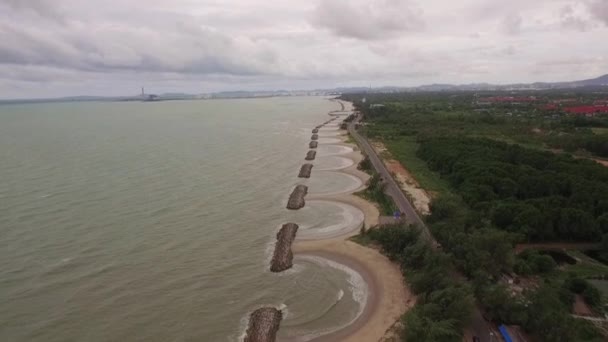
left=592, top=158, right=608, bottom=168
left=573, top=294, right=594, bottom=316
left=371, top=141, right=431, bottom=215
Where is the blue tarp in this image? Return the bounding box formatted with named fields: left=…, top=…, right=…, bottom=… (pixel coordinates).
left=499, top=324, right=513, bottom=342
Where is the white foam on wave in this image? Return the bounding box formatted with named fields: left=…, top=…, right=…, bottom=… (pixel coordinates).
left=277, top=262, right=305, bottom=276
left=315, top=156, right=354, bottom=171
left=297, top=201, right=364, bottom=240
left=288, top=255, right=369, bottom=341
left=262, top=224, right=284, bottom=272
left=263, top=224, right=308, bottom=275
left=295, top=255, right=368, bottom=315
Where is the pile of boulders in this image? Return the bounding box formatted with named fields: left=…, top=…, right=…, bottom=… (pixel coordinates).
left=243, top=307, right=283, bottom=342
left=298, top=164, right=313, bottom=178
left=286, top=184, right=308, bottom=209
left=270, top=223, right=299, bottom=272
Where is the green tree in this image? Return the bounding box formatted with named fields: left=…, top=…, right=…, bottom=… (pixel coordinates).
left=524, top=286, right=576, bottom=341
left=402, top=304, right=461, bottom=342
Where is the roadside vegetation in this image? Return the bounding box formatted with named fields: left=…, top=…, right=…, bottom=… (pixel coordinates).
left=355, top=156, right=397, bottom=215
left=362, top=224, right=473, bottom=341
left=342, top=90, right=608, bottom=340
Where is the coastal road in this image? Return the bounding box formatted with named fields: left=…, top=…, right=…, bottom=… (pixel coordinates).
left=346, top=118, right=429, bottom=238
left=346, top=113, right=496, bottom=342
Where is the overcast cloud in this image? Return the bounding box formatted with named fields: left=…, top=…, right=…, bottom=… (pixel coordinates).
left=0, top=0, right=607, bottom=98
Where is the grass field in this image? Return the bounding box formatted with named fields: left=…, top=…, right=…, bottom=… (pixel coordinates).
left=564, top=250, right=608, bottom=278
left=592, top=127, right=608, bottom=135
left=384, top=136, right=452, bottom=196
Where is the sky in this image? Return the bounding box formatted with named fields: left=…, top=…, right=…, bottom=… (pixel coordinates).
left=1, top=0, right=607, bottom=99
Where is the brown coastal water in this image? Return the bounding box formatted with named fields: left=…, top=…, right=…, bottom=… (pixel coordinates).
left=0, top=97, right=365, bottom=341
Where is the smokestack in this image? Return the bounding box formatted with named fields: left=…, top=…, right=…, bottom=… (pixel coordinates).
left=141, top=87, right=145, bottom=96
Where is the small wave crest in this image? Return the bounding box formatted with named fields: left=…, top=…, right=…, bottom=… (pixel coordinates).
left=281, top=255, right=369, bottom=341
left=296, top=201, right=364, bottom=240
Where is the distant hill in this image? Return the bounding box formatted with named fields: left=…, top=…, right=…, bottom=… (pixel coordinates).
left=306, top=74, right=608, bottom=94
left=2, top=74, right=607, bottom=105
left=404, top=74, right=608, bottom=92
left=557, top=74, right=608, bottom=87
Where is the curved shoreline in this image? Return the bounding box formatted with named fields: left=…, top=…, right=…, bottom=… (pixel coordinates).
left=295, top=200, right=365, bottom=241
left=290, top=100, right=408, bottom=342
left=245, top=99, right=408, bottom=342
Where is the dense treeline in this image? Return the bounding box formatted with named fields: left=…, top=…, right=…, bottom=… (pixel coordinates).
left=364, top=224, right=604, bottom=341
left=342, top=91, right=608, bottom=340
left=419, top=138, right=607, bottom=342
left=364, top=224, right=473, bottom=341
left=418, top=137, right=608, bottom=242
left=340, top=91, right=608, bottom=158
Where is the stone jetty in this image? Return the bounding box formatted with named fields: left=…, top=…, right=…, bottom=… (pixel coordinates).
left=287, top=184, right=308, bottom=210
left=312, top=128, right=319, bottom=134
left=244, top=307, right=283, bottom=342
left=311, top=134, right=319, bottom=140
left=270, top=223, right=299, bottom=272
left=305, top=150, right=316, bottom=161
left=298, top=164, right=313, bottom=178
left=309, top=141, right=318, bottom=149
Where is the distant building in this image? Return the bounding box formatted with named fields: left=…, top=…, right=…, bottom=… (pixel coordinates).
left=476, top=96, right=537, bottom=105
left=563, top=105, right=608, bottom=116
left=539, top=104, right=558, bottom=111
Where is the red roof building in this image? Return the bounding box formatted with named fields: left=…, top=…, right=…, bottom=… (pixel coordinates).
left=563, top=105, right=608, bottom=116
left=539, top=104, right=558, bottom=111
left=478, top=96, right=537, bottom=104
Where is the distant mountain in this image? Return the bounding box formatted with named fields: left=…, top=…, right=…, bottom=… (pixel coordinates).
left=2, top=74, right=607, bottom=105
left=556, top=74, right=608, bottom=87
left=403, top=74, right=608, bottom=92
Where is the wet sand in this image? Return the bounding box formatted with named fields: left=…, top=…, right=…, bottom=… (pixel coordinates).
left=292, top=103, right=411, bottom=341
left=292, top=241, right=412, bottom=342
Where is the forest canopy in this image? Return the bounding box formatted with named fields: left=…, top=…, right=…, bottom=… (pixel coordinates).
left=417, top=137, right=608, bottom=242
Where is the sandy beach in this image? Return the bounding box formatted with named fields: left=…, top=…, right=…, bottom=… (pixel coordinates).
left=291, top=102, right=412, bottom=342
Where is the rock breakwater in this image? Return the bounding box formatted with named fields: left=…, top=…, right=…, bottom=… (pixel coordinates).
left=298, top=164, right=313, bottom=178
left=287, top=184, right=308, bottom=210
left=243, top=307, right=283, bottom=342
left=270, top=223, right=299, bottom=272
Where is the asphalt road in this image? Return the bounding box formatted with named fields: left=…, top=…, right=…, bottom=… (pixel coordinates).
left=346, top=114, right=497, bottom=342
left=347, top=119, right=428, bottom=237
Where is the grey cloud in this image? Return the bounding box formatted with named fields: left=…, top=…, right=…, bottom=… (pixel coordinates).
left=312, top=0, right=424, bottom=40
left=0, top=19, right=278, bottom=77
left=589, top=0, right=608, bottom=25
left=559, top=4, right=592, bottom=31
left=501, top=14, right=523, bottom=35
left=1, top=0, right=608, bottom=99
left=0, top=0, right=63, bottom=20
